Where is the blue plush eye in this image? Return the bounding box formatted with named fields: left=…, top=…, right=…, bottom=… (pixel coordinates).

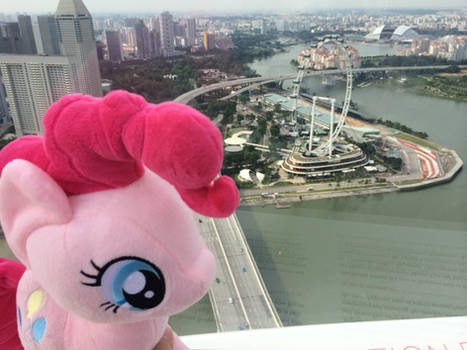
left=81, top=257, right=165, bottom=312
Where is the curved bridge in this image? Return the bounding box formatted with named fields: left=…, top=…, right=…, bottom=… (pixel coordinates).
left=174, top=65, right=467, bottom=104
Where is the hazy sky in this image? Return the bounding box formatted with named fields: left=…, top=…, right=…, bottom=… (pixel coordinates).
left=2, top=0, right=466, bottom=14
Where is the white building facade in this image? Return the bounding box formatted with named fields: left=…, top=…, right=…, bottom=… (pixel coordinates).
left=0, top=55, right=73, bottom=135
left=160, top=12, right=175, bottom=57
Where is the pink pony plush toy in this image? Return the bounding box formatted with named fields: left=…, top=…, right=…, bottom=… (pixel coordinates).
left=0, top=90, right=239, bottom=350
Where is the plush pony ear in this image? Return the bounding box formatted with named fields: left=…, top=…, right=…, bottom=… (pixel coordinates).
left=0, top=159, right=72, bottom=267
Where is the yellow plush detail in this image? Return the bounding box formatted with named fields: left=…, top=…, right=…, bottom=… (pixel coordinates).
left=27, top=290, right=44, bottom=319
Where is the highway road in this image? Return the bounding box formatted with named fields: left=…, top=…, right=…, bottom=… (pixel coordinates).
left=197, top=215, right=282, bottom=331
left=174, top=65, right=467, bottom=104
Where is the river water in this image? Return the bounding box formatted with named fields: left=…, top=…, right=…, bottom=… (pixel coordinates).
left=1, top=43, right=466, bottom=336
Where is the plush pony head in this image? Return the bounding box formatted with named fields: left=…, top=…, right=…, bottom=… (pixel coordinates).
left=0, top=90, right=239, bottom=323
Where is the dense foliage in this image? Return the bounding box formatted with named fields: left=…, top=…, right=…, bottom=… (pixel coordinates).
left=230, top=32, right=281, bottom=65
left=100, top=57, right=197, bottom=103
left=423, top=75, right=467, bottom=101
left=354, top=141, right=401, bottom=171
left=100, top=53, right=253, bottom=103
left=377, top=119, right=429, bottom=139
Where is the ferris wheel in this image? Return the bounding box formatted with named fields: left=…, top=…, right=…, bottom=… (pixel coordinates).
left=291, top=35, right=354, bottom=157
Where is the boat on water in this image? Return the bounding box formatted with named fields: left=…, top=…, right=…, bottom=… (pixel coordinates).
left=275, top=203, right=292, bottom=209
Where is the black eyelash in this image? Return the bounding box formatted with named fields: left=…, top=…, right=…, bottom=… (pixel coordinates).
left=80, top=260, right=103, bottom=286
left=100, top=301, right=120, bottom=314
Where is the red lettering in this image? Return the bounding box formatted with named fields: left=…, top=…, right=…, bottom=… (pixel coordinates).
left=427, top=345, right=450, bottom=350
left=459, top=342, right=467, bottom=350
left=404, top=347, right=421, bottom=350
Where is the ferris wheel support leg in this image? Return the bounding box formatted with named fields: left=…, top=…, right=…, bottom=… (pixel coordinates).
left=310, top=97, right=316, bottom=152
left=329, top=99, right=335, bottom=158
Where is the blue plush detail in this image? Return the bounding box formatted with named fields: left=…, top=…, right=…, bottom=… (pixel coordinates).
left=17, top=307, right=22, bottom=327
left=32, top=318, right=46, bottom=343
left=111, top=260, right=158, bottom=311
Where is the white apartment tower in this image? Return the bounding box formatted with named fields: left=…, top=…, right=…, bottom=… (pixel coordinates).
left=55, top=0, right=102, bottom=96
left=160, top=12, right=175, bottom=57
left=0, top=0, right=102, bottom=136
left=0, top=55, right=73, bottom=135
left=0, top=73, right=11, bottom=125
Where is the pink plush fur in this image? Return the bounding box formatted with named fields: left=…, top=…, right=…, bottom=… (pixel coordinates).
left=0, top=91, right=239, bottom=349
left=0, top=258, right=25, bottom=350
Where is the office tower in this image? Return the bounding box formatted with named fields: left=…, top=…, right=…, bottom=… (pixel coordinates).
left=17, top=15, right=37, bottom=54
left=159, top=12, right=175, bottom=57
left=96, top=40, right=105, bottom=60
left=186, top=18, right=196, bottom=47
left=174, top=36, right=186, bottom=48
left=0, top=73, right=10, bottom=125
left=105, top=30, right=122, bottom=62
left=124, top=18, right=138, bottom=28
left=0, top=23, right=21, bottom=53
left=134, top=20, right=150, bottom=59
left=252, top=19, right=265, bottom=34
left=203, top=31, right=215, bottom=51
left=0, top=54, right=73, bottom=135
left=55, top=0, right=102, bottom=97
left=32, top=23, right=44, bottom=54
left=174, top=23, right=186, bottom=37
left=37, top=15, right=61, bottom=55
left=127, top=28, right=137, bottom=49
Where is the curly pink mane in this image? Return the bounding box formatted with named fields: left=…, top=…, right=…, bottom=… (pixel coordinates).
left=0, top=90, right=238, bottom=218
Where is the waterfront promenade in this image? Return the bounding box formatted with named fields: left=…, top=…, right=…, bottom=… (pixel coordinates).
left=197, top=214, right=282, bottom=331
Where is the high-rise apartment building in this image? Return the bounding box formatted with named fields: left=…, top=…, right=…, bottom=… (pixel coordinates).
left=37, top=15, right=61, bottom=56
left=186, top=18, right=196, bottom=47
left=150, top=17, right=160, bottom=32
left=105, top=30, right=122, bottom=62
left=159, top=12, right=175, bottom=57
left=0, top=54, right=73, bottom=135
left=55, top=0, right=102, bottom=96
left=17, top=15, right=37, bottom=54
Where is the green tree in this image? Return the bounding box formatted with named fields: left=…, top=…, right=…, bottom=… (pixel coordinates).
left=270, top=124, right=280, bottom=137
left=264, top=111, right=274, bottom=121
left=238, top=94, right=249, bottom=104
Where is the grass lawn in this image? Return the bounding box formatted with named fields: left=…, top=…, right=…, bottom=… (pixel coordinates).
left=393, top=133, right=440, bottom=152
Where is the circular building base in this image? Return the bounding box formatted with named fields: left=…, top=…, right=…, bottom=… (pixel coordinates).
left=282, top=142, right=368, bottom=176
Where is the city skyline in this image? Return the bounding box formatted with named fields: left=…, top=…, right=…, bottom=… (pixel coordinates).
left=2, top=0, right=467, bottom=15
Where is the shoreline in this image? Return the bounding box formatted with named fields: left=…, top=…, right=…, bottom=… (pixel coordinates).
left=239, top=149, right=463, bottom=208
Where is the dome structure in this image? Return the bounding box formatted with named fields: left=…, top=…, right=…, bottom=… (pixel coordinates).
left=365, top=25, right=419, bottom=42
